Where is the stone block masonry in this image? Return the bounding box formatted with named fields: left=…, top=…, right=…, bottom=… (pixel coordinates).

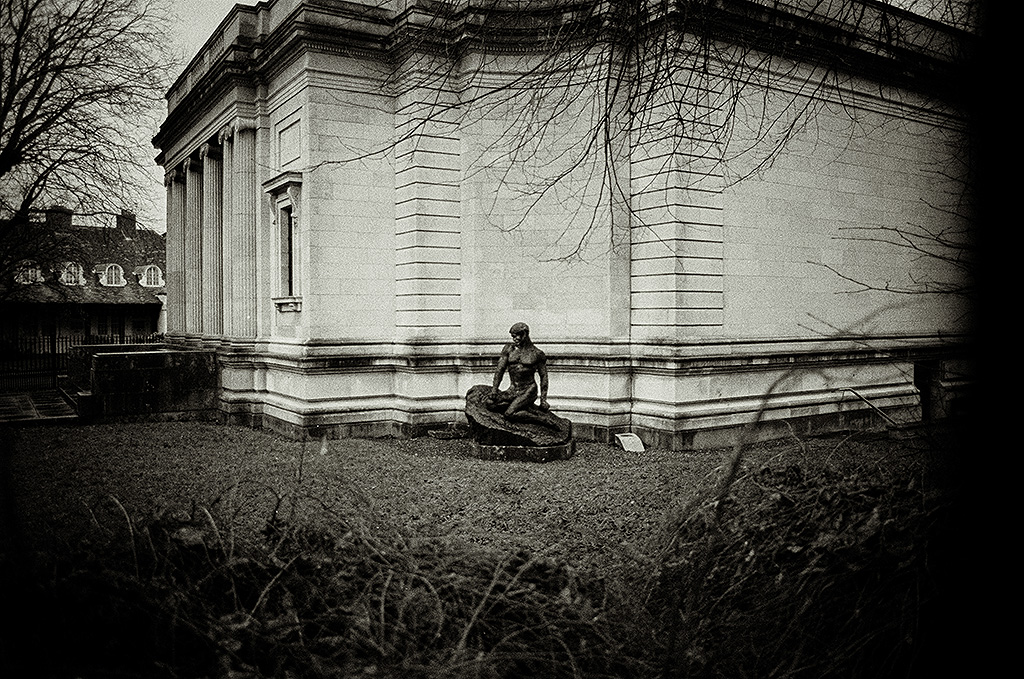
left=150, top=0, right=975, bottom=446
left=69, top=345, right=218, bottom=422
left=393, top=74, right=463, bottom=340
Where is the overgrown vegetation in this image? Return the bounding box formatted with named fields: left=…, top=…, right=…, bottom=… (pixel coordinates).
left=1, top=429, right=962, bottom=678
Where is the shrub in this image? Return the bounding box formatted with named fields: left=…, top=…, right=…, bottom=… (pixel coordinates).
left=644, top=457, right=950, bottom=679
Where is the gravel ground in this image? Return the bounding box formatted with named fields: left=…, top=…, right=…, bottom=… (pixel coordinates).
left=1, top=421, right=943, bottom=571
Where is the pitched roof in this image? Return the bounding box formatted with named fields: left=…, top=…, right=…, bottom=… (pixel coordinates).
left=5, top=219, right=166, bottom=306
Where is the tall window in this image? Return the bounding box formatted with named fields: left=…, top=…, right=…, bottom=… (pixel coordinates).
left=99, top=263, right=126, bottom=287
left=279, top=205, right=297, bottom=297
left=265, top=171, right=302, bottom=311
left=60, top=262, right=84, bottom=285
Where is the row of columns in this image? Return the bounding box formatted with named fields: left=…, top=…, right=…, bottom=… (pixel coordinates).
left=164, top=121, right=259, bottom=340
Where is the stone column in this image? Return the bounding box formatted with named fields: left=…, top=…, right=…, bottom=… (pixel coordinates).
left=164, top=168, right=186, bottom=335
left=200, top=142, right=224, bottom=337
left=219, top=127, right=235, bottom=337
left=183, top=156, right=204, bottom=335
left=232, top=121, right=258, bottom=338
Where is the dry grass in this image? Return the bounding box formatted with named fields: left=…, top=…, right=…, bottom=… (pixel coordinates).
left=0, top=421, right=966, bottom=678
left=2, top=422, right=735, bottom=570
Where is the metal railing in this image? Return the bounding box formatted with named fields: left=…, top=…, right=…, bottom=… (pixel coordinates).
left=0, top=334, right=163, bottom=392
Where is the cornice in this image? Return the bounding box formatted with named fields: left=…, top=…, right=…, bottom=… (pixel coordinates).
left=153, top=58, right=254, bottom=156
left=703, top=0, right=973, bottom=103
left=154, top=0, right=974, bottom=158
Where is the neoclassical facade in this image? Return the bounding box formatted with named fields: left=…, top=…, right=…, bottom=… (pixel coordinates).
left=154, top=0, right=974, bottom=445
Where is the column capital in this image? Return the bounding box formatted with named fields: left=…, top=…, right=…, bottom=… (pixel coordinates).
left=199, top=142, right=222, bottom=161
left=232, top=117, right=258, bottom=134
left=164, top=167, right=184, bottom=186
left=182, top=156, right=199, bottom=173
left=218, top=125, right=235, bottom=144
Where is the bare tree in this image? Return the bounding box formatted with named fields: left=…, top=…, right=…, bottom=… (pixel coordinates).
left=316, top=0, right=977, bottom=261
left=0, top=0, right=176, bottom=298
left=812, top=149, right=975, bottom=301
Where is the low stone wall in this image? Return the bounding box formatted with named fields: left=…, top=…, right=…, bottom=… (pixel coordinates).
left=69, top=344, right=218, bottom=422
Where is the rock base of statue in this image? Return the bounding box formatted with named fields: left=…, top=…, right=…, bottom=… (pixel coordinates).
left=464, top=384, right=575, bottom=462
left=471, top=439, right=576, bottom=463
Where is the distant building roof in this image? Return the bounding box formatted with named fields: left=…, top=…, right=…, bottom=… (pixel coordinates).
left=4, top=210, right=166, bottom=306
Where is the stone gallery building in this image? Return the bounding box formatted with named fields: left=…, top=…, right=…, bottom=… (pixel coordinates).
left=154, top=0, right=974, bottom=445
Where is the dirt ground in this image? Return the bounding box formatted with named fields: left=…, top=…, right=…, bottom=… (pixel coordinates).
left=1, top=420, right=955, bottom=571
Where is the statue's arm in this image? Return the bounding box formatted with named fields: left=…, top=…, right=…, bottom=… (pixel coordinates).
left=491, top=346, right=510, bottom=393
left=538, top=354, right=549, bottom=408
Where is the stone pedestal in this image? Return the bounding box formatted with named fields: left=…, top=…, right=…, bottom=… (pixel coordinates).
left=465, top=384, right=575, bottom=462
left=470, top=439, right=576, bottom=462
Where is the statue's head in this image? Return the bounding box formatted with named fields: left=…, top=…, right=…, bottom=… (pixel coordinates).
left=509, top=322, right=530, bottom=346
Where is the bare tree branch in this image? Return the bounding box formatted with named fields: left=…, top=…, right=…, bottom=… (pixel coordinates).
left=299, top=0, right=974, bottom=263
left=813, top=144, right=975, bottom=300
left=0, top=0, right=177, bottom=298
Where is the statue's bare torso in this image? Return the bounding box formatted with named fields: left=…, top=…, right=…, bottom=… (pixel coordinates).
left=505, top=344, right=545, bottom=390
left=487, top=323, right=549, bottom=420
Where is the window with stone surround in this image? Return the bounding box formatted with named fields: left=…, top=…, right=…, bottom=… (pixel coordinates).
left=264, top=171, right=303, bottom=312
left=60, top=261, right=85, bottom=285
left=97, top=263, right=126, bottom=287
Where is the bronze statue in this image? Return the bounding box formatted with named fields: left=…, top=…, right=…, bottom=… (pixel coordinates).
left=464, top=322, right=573, bottom=457
left=485, top=322, right=550, bottom=422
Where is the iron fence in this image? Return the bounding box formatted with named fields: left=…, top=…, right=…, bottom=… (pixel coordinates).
left=0, top=334, right=162, bottom=392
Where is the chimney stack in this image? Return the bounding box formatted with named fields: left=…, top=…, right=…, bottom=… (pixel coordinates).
left=116, top=209, right=137, bottom=237
left=45, top=206, right=73, bottom=230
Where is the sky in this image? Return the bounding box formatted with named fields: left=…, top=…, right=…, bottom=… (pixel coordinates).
left=139, top=1, right=245, bottom=231
left=169, top=0, right=247, bottom=71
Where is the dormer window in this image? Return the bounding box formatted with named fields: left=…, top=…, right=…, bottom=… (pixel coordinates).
left=60, top=262, right=85, bottom=286
left=136, top=264, right=164, bottom=287
left=14, top=262, right=44, bottom=284
left=97, top=263, right=126, bottom=287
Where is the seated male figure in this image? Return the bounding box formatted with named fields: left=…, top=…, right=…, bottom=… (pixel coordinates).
left=486, top=322, right=550, bottom=422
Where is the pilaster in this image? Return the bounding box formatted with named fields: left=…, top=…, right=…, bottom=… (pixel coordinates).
left=393, top=61, right=463, bottom=341
left=629, top=68, right=725, bottom=341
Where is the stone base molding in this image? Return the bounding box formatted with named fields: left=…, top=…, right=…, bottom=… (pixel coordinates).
left=205, top=336, right=970, bottom=448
